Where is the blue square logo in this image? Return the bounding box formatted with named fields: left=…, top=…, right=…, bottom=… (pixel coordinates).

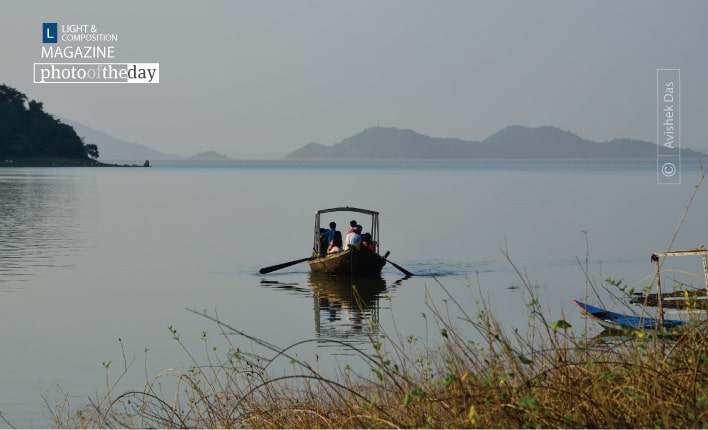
left=43, top=23, right=57, bottom=43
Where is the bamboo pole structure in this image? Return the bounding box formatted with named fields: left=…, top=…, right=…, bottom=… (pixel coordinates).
left=654, top=256, right=664, bottom=328
left=703, top=254, right=708, bottom=293
left=651, top=248, right=708, bottom=328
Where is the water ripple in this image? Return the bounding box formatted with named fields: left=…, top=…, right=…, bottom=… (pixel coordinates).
left=0, top=171, right=87, bottom=290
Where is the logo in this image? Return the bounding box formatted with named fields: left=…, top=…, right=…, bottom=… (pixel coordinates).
left=34, top=22, right=159, bottom=84
left=656, top=69, right=681, bottom=184
left=42, top=23, right=58, bottom=43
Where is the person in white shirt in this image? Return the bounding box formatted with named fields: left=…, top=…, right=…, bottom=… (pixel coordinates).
left=327, top=231, right=343, bottom=253
left=344, top=224, right=362, bottom=250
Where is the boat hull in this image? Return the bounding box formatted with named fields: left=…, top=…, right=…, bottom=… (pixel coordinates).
left=573, top=300, right=685, bottom=331
left=308, top=246, right=386, bottom=276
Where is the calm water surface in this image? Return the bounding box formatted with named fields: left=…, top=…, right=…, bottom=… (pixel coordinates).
left=1, top=160, right=707, bottom=426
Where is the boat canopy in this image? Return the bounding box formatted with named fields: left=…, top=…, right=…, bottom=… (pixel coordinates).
left=315, top=207, right=379, bottom=216
left=313, top=207, right=380, bottom=255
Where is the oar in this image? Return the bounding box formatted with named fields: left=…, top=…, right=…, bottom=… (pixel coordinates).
left=259, top=256, right=313, bottom=274
left=388, top=260, right=414, bottom=277
left=382, top=251, right=414, bottom=277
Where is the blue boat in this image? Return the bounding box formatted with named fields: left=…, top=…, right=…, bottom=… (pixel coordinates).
left=573, top=300, right=685, bottom=331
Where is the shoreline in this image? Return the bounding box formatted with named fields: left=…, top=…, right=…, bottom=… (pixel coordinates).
left=0, top=158, right=150, bottom=167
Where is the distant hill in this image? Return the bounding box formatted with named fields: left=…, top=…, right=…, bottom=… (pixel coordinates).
left=61, top=118, right=182, bottom=161
left=286, top=126, right=707, bottom=160
left=187, top=151, right=232, bottom=161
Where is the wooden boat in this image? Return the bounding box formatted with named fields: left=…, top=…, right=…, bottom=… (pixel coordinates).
left=573, top=300, right=685, bottom=331
left=630, top=290, right=708, bottom=309
left=308, top=245, right=386, bottom=276
left=308, top=207, right=387, bottom=276
left=258, top=207, right=413, bottom=277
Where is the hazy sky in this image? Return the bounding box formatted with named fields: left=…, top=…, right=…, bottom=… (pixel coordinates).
left=4, top=1, right=708, bottom=158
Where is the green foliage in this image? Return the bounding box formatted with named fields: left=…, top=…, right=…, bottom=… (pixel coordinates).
left=85, top=143, right=99, bottom=159
left=605, top=277, right=642, bottom=297
left=0, top=83, right=96, bottom=161
left=404, top=388, right=427, bottom=407
left=517, top=354, right=533, bottom=365
left=442, top=374, right=457, bottom=388
left=551, top=319, right=572, bottom=333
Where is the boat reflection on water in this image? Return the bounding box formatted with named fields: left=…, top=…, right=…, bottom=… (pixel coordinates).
left=260, top=273, right=397, bottom=342
left=308, top=272, right=388, bottom=339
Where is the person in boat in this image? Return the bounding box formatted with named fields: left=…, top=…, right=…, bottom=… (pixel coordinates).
left=361, top=232, right=377, bottom=252
left=327, top=230, right=343, bottom=253
left=344, top=224, right=362, bottom=250
left=346, top=220, right=357, bottom=235
left=319, top=222, right=337, bottom=255
left=320, top=222, right=337, bottom=242
left=318, top=228, right=328, bottom=256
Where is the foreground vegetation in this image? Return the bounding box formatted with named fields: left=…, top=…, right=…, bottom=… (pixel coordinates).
left=44, top=274, right=708, bottom=429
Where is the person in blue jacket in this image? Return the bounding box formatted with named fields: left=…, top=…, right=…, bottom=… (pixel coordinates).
left=319, top=222, right=337, bottom=254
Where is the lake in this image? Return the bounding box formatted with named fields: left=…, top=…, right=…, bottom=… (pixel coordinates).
left=1, top=159, right=707, bottom=427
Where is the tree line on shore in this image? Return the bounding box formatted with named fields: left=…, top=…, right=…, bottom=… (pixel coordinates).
left=0, top=83, right=98, bottom=161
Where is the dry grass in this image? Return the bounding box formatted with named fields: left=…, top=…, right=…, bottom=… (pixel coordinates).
left=45, top=271, right=708, bottom=429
